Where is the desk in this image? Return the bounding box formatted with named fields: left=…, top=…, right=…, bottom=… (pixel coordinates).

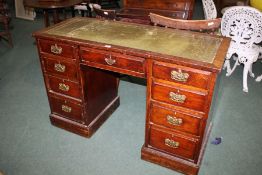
left=33, top=18, right=230, bottom=175
left=24, top=0, right=82, bottom=27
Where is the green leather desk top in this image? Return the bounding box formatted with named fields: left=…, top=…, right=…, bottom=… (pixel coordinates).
left=43, top=18, right=223, bottom=63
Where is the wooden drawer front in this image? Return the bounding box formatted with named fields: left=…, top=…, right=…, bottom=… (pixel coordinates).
left=81, top=48, right=145, bottom=75
left=152, top=82, right=207, bottom=112
left=49, top=95, right=83, bottom=122
left=152, top=61, right=211, bottom=90
left=39, top=39, right=75, bottom=59
left=42, top=57, right=78, bottom=81
left=47, top=76, right=81, bottom=99
left=150, top=104, right=201, bottom=135
left=149, top=126, right=198, bottom=160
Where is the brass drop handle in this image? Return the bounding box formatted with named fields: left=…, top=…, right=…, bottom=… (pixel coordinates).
left=166, top=115, right=183, bottom=126
left=61, top=105, right=72, bottom=113
left=105, top=55, right=116, bottom=65
left=171, top=69, right=189, bottom=82
left=54, top=63, right=65, bottom=72
left=59, top=83, right=70, bottom=92
left=51, top=44, right=62, bottom=54
left=169, top=92, right=186, bottom=103
left=165, top=138, right=179, bottom=148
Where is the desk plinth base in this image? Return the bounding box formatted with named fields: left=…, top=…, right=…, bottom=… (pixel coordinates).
left=50, top=96, right=120, bottom=138
left=141, top=146, right=199, bottom=175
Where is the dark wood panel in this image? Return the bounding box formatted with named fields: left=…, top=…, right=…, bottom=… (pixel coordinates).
left=151, top=81, right=208, bottom=112
left=49, top=94, right=83, bottom=122
left=42, top=56, right=78, bottom=81
left=46, top=75, right=81, bottom=99
left=80, top=47, right=146, bottom=77
left=149, top=125, right=198, bottom=160
left=150, top=103, right=202, bottom=135
left=39, top=39, right=75, bottom=59
left=152, top=61, right=211, bottom=90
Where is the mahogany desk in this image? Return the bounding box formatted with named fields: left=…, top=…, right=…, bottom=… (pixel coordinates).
left=33, top=18, right=230, bottom=175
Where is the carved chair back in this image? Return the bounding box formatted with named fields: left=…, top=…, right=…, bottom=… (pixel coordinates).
left=202, top=0, right=218, bottom=19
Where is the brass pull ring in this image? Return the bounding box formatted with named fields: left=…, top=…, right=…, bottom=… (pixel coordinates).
left=54, top=63, right=65, bottom=72
left=51, top=44, right=62, bottom=54
left=165, top=138, right=179, bottom=148
left=171, top=69, right=189, bottom=82
left=169, top=92, right=186, bottom=103
left=61, top=105, right=72, bottom=113
left=105, top=55, right=116, bottom=65
left=59, top=83, right=70, bottom=92
left=166, top=115, right=183, bottom=126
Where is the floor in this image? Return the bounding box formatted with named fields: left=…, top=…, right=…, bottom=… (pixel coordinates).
left=0, top=1, right=262, bottom=175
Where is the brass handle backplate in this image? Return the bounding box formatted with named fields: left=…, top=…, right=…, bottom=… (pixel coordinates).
left=54, top=63, right=65, bottom=72
left=61, top=105, right=72, bottom=113
left=171, top=69, right=189, bottom=82
left=166, top=115, right=183, bottom=126
left=59, top=83, right=70, bottom=92
left=169, top=92, right=186, bottom=103
left=51, top=44, right=62, bottom=54
left=105, top=55, right=116, bottom=65
left=165, top=138, right=179, bottom=148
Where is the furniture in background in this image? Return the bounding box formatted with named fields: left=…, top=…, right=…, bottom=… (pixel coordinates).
left=149, top=0, right=221, bottom=33
left=23, top=0, right=83, bottom=27
left=15, top=0, right=35, bottom=20
left=33, top=17, right=230, bottom=175
left=214, top=0, right=249, bottom=16
left=0, top=0, right=13, bottom=47
left=73, top=0, right=92, bottom=17
left=92, top=3, right=117, bottom=20
left=116, top=0, right=195, bottom=24
left=221, top=6, right=262, bottom=92
left=250, top=0, right=262, bottom=11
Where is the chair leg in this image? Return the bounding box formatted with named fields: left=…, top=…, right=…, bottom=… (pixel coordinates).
left=242, top=61, right=252, bottom=92
left=256, top=75, right=262, bottom=82
left=4, top=19, right=13, bottom=47
left=223, top=52, right=233, bottom=75
left=248, top=62, right=255, bottom=78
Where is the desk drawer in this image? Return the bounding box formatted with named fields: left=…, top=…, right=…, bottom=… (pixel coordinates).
left=38, top=39, right=75, bottom=59
left=151, top=81, right=207, bottom=112
left=47, top=75, right=81, bottom=99
left=149, top=125, right=198, bottom=160
left=42, top=57, right=78, bottom=81
left=80, top=48, right=145, bottom=76
left=150, top=103, right=202, bottom=135
left=49, top=95, right=83, bottom=122
left=152, top=61, right=211, bottom=90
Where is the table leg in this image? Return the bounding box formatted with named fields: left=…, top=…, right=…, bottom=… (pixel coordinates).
left=43, top=10, right=50, bottom=27
left=71, top=6, right=75, bottom=17
left=53, top=9, right=60, bottom=24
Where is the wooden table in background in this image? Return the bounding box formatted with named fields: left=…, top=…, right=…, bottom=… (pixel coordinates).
left=23, top=0, right=83, bottom=27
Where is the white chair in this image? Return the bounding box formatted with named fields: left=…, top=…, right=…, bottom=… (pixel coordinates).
left=221, top=6, right=262, bottom=92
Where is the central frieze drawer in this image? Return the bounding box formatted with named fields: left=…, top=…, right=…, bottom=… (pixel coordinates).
left=47, top=75, right=81, bottom=99
left=80, top=48, right=145, bottom=76
left=38, top=39, right=75, bottom=59
left=151, top=81, right=207, bottom=112
left=152, top=61, right=211, bottom=90
left=49, top=95, right=83, bottom=123
left=150, top=103, right=202, bottom=135
left=149, top=125, right=198, bottom=160
left=42, top=57, right=78, bottom=81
